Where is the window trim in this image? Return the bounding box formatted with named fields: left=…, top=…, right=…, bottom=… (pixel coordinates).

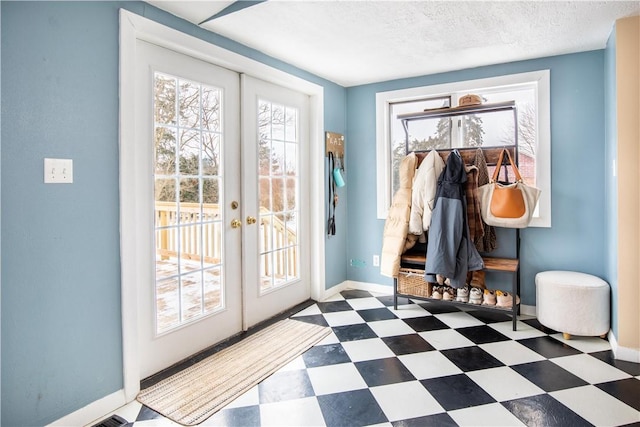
left=375, top=70, right=551, bottom=228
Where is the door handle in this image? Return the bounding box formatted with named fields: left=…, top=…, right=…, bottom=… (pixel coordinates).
left=246, top=216, right=257, bottom=225
left=231, top=219, right=242, bottom=229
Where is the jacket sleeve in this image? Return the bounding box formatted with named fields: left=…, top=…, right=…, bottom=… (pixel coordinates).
left=422, top=150, right=445, bottom=231
left=408, top=158, right=428, bottom=235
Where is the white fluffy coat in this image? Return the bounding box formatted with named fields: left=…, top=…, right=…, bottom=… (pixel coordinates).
left=409, top=149, right=445, bottom=235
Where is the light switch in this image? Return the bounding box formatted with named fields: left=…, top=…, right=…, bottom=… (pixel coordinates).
left=44, top=158, right=73, bottom=184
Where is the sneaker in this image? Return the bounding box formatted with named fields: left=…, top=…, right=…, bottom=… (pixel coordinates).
left=496, top=291, right=521, bottom=308
left=431, top=286, right=443, bottom=300
left=456, top=286, right=469, bottom=303
left=469, top=287, right=483, bottom=305
left=482, top=289, right=496, bottom=306
left=443, top=287, right=456, bottom=301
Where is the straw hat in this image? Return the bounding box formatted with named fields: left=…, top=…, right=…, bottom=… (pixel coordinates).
left=459, top=94, right=483, bottom=107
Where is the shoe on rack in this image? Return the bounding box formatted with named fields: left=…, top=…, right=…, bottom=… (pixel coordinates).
left=469, top=287, right=483, bottom=305
left=443, top=287, right=456, bottom=301
left=470, top=270, right=486, bottom=289
left=456, top=286, right=469, bottom=303
left=431, top=286, right=443, bottom=300
left=482, top=289, right=496, bottom=306
left=496, top=290, right=521, bottom=308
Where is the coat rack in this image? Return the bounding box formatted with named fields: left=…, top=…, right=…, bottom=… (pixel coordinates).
left=325, top=132, right=345, bottom=235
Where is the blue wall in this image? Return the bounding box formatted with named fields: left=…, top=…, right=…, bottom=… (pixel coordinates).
left=345, top=51, right=606, bottom=306
left=0, top=1, right=614, bottom=425
left=323, top=84, right=348, bottom=288
left=0, top=2, right=347, bottom=425
left=604, top=27, right=618, bottom=336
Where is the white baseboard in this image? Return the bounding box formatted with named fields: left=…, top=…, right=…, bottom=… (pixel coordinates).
left=48, top=389, right=126, bottom=427
left=318, top=281, right=350, bottom=301
left=608, top=331, right=640, bottom=363
left=343, top=280, right=393, bottom=295
left=320, top=280, right=394, bottom=302
left=520, top=304, right=536, bottom=317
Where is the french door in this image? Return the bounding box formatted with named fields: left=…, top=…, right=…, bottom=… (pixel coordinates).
left=135, top=41, right=310, bottom=378
left=241, top=76, right=311, bottom=328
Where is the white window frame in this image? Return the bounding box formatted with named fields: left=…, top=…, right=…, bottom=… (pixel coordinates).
left=375, top=70, right=551, bottom=228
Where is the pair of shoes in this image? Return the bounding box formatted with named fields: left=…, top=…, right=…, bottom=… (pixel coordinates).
left=456, top=286, right=469, bottom=303
left=470, top=270, right=486, bottom=289
left=430, top=286, right=443, bottom=300
left=468, top=287, right=483, bottom=305
left=442, top=286, right=456, bottom=301
left=495, top=290, right=521, bottom=308
left=481, top=289, right=496, bottom=306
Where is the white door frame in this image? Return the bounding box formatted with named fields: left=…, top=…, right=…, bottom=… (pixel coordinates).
left=119, top=9, right=325, bottom=402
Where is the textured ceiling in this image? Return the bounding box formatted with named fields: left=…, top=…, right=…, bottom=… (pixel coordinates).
left=148, top=1, right=640, bottom=87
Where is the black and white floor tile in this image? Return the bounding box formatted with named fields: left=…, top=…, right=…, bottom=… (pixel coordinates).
left=103, top=290, right=640, bottom=427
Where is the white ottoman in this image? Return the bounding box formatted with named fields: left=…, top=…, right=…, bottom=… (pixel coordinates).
left=535, top=271, right=610, bottom=340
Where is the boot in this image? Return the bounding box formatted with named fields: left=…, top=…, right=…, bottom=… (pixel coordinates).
left=470, top=270, right=486, bottom=289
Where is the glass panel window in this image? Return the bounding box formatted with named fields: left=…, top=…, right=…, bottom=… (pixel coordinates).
left=378, top=71, right=550, bottom=227
left=470, top=88, right=537, bottom=187
left=257, top=99, right=301, bottom=293
left=389, top=96, right=450, bottom=196
left=153, top=71, right=225, bottom=335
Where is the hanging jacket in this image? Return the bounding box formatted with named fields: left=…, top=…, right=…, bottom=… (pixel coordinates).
left=472, top=148, right=497, bottom=252
left=380, top=153, right=419, bottom=278
left=409, top=149, right=445, bottom=236
left=465, top=165, right=482, bottom=245
left=424, top=150, right=484, bottom=287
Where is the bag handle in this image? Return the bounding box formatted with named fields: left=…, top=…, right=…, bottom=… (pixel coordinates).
left=491, top=149, right=523, bottom=183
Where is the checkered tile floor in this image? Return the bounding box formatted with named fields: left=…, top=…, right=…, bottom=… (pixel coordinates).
left=106, top=289, right=640, bottom=427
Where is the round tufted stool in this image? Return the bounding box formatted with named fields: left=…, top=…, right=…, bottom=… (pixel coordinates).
left=535, top=271, right=610, bottom=340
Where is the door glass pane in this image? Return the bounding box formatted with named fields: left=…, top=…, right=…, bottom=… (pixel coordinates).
left=156, top=277, right=179, bottom=335
left=257, top=99, right=300, bottom=293
left=155, top=127, right=177, bottom=174
left=153, top=71, right=225, bottom=335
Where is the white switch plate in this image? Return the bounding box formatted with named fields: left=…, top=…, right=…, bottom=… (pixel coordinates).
left=44, top=158, right=73, bottom=184
left=373, top=254, right=380, bottom=267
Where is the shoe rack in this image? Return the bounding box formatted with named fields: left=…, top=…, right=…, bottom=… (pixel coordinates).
left=394, top=249, right=520, bottom=331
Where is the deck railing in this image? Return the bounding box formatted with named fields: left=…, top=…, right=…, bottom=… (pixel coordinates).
left=155, top=202, right=298, bottom=277
left=155, top=202, right=222, bottom=264
left=259, top=206, right=298, bottom=278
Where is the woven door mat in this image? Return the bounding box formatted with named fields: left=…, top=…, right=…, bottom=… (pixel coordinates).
left=137, top=319, right=330, bottom=426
